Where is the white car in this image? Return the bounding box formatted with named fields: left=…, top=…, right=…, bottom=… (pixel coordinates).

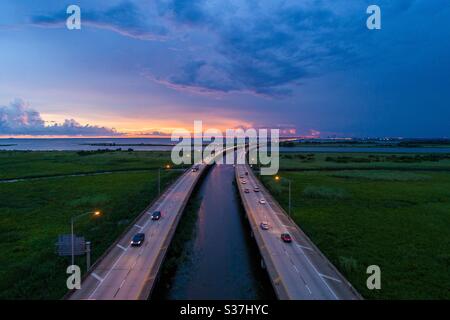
left=260, top=222, right=270, bottom=230
left=259, top=199, right=266, bottom=204
left=241, top=180, right=247, bottom=184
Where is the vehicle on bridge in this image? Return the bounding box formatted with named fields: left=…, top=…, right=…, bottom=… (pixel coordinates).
left=151, top=211, right=161, bottom=220
left=259, top=199, right=266, bottom=204
left=260, top=221, right=270, bottom=230
left=281, top=233, right=292, bottom=243
left=254, top=187, right=260, bottom=192
left=131, top=233, right=145, bottom=247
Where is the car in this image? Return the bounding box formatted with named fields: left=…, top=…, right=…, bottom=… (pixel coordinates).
left=281, top=233, right=292, bottom=243
left=260, top=222, right=270, bottom=230
left=259, top=199, right=266, bottom=204
left=244, top=188, right=250, bottom=193
left=245, top=172, right=249, bottom=176
left=191, top=166, right=200, bottom=172
left=240, top=175, right=244, bottom=179
left=241, top=180, right=247, bottom=184
left=151, top=211, right=161, bottom=220
left=254, top=187, right=260, bottom=192
left=131, top=233, right=145, bottom=247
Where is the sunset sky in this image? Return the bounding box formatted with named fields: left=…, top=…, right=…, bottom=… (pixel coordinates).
left=1, top=0, right=449, bottom=137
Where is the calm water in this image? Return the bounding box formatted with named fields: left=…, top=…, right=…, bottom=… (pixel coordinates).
left=0, top=138, right=174, bottom=151
left=154, top=164, right=275, bottom=299
left=1, top=138, right=450, bottom=153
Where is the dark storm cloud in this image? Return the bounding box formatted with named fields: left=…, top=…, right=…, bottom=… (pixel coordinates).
left=31, top=1, right=167, bottom=41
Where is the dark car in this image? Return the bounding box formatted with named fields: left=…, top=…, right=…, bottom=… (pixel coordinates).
left=244, top=188, right=250, bottom=193
left=281, top=233, right=292, bottom=243
left=245, top=172, right=249, bottom=176
left=152, top=211, right=161, bottom=220
left=131, top=233, right=145, bottom=247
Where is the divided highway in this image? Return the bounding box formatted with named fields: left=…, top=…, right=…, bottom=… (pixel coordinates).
left=235, top=146, right=361, bottom=300
left=68, top=164, right=207, bottom=300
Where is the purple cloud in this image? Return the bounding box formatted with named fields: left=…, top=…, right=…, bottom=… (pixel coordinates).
left=0, top=99, right=120, bottom=136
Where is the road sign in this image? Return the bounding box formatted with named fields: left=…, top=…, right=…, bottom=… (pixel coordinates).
left=56, top=234, right=86, bottom=256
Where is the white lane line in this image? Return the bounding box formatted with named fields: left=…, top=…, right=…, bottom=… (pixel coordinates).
left=293, top=265, right=299, bottom=273
left=86, top=169, right=195, bottom=299
left=134, top=224, right=143, bottom=229
left=91, top=273, right=104, bottom=282
left=88, top=248, right=128, bottom=299
left=305, top=285, right=312, bottom=295
left=320, top=273, right=342, bottom=283
left=116, top=244, right=127, bottom=251
left=296, top=244, right=313, bottom=251
left=244, top=165, right=339, bottom=299
left=296, top=246, right=339, bottom=300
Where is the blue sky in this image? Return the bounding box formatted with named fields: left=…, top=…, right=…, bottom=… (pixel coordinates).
left=0, top=0, right=449, bottom=137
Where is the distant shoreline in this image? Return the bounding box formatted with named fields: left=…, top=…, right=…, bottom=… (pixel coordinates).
left=81, top=143, right=176, bottom=147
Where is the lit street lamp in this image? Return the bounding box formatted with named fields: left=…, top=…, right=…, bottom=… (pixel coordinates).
left=275, top=175, right=292, bottom=217
left=71, top=211, right=101, bottom=266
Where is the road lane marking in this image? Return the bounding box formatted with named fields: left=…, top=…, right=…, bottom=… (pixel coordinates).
left=80, top=166, right=204, bottom=300
left=91, top=273, right=104, bottom=282
left=117, top=244, right=127, bottom=251
left=296, top=246, right=339, bottom=299
left=240, top=162, right=340, bottom=300
left=134, top=224, right=143, bottom=229
left=305, top=285, right=312, bottom=294
left=293, top=265, right=299, bottom=273
left=296, top=244, right=313, bottom=251
left=320, top=273, right=342, bottom=283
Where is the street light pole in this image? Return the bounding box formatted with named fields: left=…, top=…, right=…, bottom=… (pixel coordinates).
left=158, top=168, right=161, bottom=196
left=275, top=175, right=292, bottom=217
left=70, top=211, right=101, bottom=267
left=288, top=179, right=291, bottom=217
left=71, top=217, right=75, bottom=266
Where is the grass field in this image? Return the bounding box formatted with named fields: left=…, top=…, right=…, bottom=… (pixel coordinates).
left=0, top=150, right=179, bottom=180
left=261, top=153, right=450, bottom=299
left=277, top=152, right=450, bottom=171
left=0, top=151, right=180, bottom=299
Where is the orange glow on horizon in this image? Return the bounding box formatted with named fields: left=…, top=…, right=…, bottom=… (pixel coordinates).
left=0, top=115, right=256, bottom=138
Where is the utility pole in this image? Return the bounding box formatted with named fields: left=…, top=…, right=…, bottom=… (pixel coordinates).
left=288, top=179, right=291, bottom=217
left=71, top=217, right=75, bottom=266
left=158, top=168, right=161, bottom=196
left=86, top=241, right=91, bottom=271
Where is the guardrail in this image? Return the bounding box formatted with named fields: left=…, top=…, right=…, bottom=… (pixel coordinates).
left=234, top=164, right=291, bottom=299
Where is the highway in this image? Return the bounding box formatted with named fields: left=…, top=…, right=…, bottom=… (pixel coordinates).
left=235, top=146, right=361, bottom=300
left=68, top=164, right=206, bottom=300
